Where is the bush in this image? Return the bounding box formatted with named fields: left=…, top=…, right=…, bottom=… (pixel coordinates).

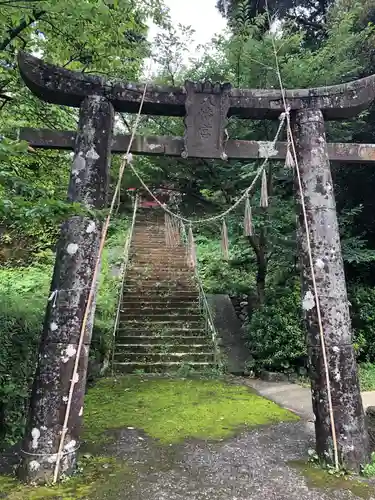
left=0, top=218, right=128, bottom=447
left=196, top=235, right=255, bottom=295
left=245, top=279, right=375, bottom=374
left=246, top=279, right=307, bottom=373
left=0, top=263, right=49, bottom=447
left=349, top=284, right=375, bottom=362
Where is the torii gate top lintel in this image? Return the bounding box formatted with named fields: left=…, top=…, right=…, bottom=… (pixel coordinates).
left=18, top=51, right=375, bottom=120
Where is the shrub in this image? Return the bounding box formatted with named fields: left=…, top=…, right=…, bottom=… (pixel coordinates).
left=245, top=280, right=375, bottom=374
left=0, top=218, right=128, bottom=447
left=196, top=235, right=255, bottom=295
left=0, top=263, right=49, bottom=447
left=348, top=284, right=375, bottom=362
left=246, top=279, right=307, bottom=373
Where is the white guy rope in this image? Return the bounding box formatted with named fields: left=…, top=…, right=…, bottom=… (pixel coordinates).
left=52, top=78, right=149, bottom=483
left=264, top=0, right=339, bottom=470
left=111, top=194, right=139, bottom=375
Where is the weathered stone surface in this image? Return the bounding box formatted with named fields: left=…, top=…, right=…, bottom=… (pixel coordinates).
left=309, top=345, right=368, bottom=467
left=206, top=294, right=252, bottom=375
left=21, top=127, right=375, bottom=164
left=18, top=51, right=375, bottom=120
left=17, top=343, right=88, bottom=483
left=19, top=95, right=114, bottom=483
left=293, top=108, right=369, bottom=470
left=182, top=82, right=231, bottom=159
left=260, top=371, right=289, bottom=383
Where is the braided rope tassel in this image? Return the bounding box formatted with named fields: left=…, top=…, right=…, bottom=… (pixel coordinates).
left=180, top=220, right=187, bottom=245
left=260, top=169, right=268, bottom=208
left=244, top=196, right=253, bottom=236
left=171, top=215, right=180, bottom=246
left=187, top=224, right=197, bottom=269
left=165, top=212, right=172, bottom=247
left=221, top=219, right=229, bottom=260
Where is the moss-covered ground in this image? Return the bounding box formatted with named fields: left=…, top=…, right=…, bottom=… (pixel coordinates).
left=0, top=375, right=298, bottom=499
left=290, top=461, right=373, bottom=499
left=83, top=375, right=299, bottom=445
left=0, top=456, right=132, bottom=499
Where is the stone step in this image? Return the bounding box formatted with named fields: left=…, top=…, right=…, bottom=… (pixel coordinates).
left=125, top=280, right=194, bottom=286
left=130, top=253, right=188, bottom=259
left=114, top=352, right=214, bottom=363
left=123, top=286, right=197, bottom=294
left=131, top=239, right=168, bottom=245
left=115, top=343, right=211, bottom=354
left=121, top=304, right=199, bottom=312
left=129, top=263, right=190, bottom=269
left=121, top=298, right=199, bottom=305
left=120, top=313, right=203, bottom=322
left=118, top=320, right=203, bottom=326
left=113, top=361, right=215, bottom=374
left=121, top=303, right=199, bottom=310
left=132, top=229, right=165, bottom=233
left=130, top=248, right=185, bottom=254
left=126, top=271, right=193, bottom=278
left=130, top=253, right=185, bottom=259
left=112, top=209, right=215, bottom=374
left=131, top=241, right=180, bottom=244
left=130, top=263, right=189, bottom=269
left=122, top=292, right=199, bottom=299
left=131, top=256, right=188, bottom=262
left=122, top=295, right=199, bottom=302
left=115, top=335, right=210, bottom=345
left=116, top=327, right=205, bottom=336
left=125, top=279, right=194, bottom=286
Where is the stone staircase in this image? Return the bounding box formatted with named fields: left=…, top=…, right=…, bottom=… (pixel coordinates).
left=113, top=209, right=216, bottom=373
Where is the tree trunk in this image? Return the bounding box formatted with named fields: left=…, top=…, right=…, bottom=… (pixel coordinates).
left=256, top=238, right=267, bottom=307
left=18, top=96, right=114, bottom=484
left=293, top=108, right=369, bottom=471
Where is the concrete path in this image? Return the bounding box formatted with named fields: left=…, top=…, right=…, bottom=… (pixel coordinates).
left=245, top=378, right=375, bottom=420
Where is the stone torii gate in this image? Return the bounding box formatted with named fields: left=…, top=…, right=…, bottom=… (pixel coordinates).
left=16, top=51, right=375, bottom=482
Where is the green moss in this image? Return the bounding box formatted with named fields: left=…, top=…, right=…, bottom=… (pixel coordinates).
left=290, top=461, right=372, bottom=499
left=0, top=456, right=131, bottom=499
left=83, top=376, right=299, bottom=445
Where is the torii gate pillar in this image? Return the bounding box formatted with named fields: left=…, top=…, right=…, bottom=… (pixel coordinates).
left=293, top=108, right=369, bottom=470
left=18, top=96, right=114, bottom=483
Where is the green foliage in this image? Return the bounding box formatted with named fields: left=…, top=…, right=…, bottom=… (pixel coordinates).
left=196, top=234, right=256, bottom=294
left=0, top=217, right=128, bottom=447
left=358, top=364, right=375, bottom=391
left=362, top=452, right=375, bottom=478
left=349, top=285, right=375, bottom=361
left=246, top=279, right=306, bottom=373
left=291, top=460, right=373, bottom=498
left=0, top=262, right=49, bottom=446
left=0, top=0, right=164, bottom=264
